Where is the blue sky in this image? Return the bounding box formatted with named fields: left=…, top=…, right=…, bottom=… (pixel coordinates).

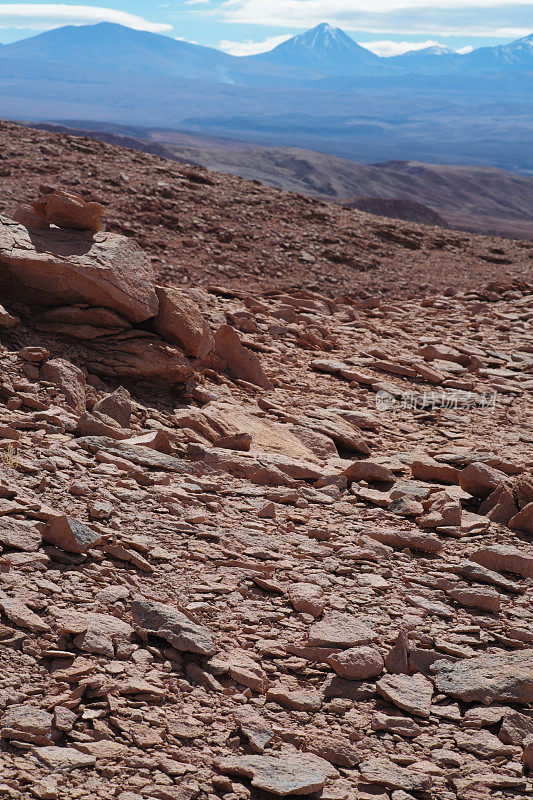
left=0, top=2, right=531, bottom=55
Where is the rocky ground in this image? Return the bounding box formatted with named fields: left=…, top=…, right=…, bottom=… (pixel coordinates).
left=1, top=120, right=532, bottom=299
left=0, top=127, right=532, bottom=800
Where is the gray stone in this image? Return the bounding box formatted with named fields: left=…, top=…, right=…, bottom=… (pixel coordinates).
left=1, top=705, right=54, bottom=745
left=78, top=436, right=195, bottom=473
left=215, top=754, right=326, bottom=796
left=233, top=708, right=274, bottom=753
left=42, top=515, right=103, bottom=554
left=33, top=746, right=96, bottom=771
left=433, top=649, right=533, bottom=704
left=131, top=597, right=216, bottom=656
left=377, top=673, right=433, bottom=718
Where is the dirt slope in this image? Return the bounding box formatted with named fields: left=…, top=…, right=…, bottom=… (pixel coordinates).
left=345, top=198, right=448, bottom=227
left=0, top=211, right=532, bottom=800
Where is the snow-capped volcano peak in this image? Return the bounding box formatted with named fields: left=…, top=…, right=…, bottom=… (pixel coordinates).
left=253, top=22, right=379, bottom=72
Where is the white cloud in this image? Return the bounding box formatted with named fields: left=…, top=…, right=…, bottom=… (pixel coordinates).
left=221, top=0, right=531, bottom=16
left=0, top=4, right=172, bottom=32
left=360, top=39, right=442, bottom=56
left=176, top=35, right=198, bottom=43
left=218, top=33, right=293, bottom=55
left=218, top=0, right=533, bottom=38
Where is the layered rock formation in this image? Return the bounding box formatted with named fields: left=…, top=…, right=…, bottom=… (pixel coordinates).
left=0, top=215, right=158, bottom=322
left=0, top=199, right=272, bottom=389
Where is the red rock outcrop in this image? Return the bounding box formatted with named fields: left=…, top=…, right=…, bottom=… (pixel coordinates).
left=32, top=189, right=104, bottom=232
left=0, top=216, right=158, bottom=323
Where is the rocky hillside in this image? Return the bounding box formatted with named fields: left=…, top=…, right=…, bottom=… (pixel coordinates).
left=0, top=135, right=532, bottom=800
left=33, top=123, right=533, bottom=240
left=1, top=120, right=532, bottom=300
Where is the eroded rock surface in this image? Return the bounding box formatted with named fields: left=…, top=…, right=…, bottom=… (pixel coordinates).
left=0, top=216, right=158, bottom=323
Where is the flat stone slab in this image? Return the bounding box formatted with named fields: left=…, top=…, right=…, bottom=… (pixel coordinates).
left=470, top=545, right=533, bottom=579
left=433, top=649, right=533, bottom=704
left=53, top=609, right=134, bottom=658
left=33, top=746, right=96, bottom=771
left=0, top=518, right=42, bottom=552
left=1, top=705, right=53, bottom=745
left=215, top=754, right=326, bottom=796
left=359, top=756, right=432, bottom=792
left=377, top=673, right=433, bottom=718
left=308, top=613, right=377, bottom=648
left=0, top=598, right=50, bottom=633
left=78, top=436, right=195, bottom=473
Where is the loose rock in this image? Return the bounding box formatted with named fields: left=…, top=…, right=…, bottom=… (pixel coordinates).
left=131, top=597, right=216, bottom=656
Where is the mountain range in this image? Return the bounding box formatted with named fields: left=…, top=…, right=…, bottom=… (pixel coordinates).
left=0, top=22, right=532, bottom=174
left=2, top=22, right=532, bottom=80
left=0, top=21, right=305, bottom=85
left=254, top=24, right=533, bottom=75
